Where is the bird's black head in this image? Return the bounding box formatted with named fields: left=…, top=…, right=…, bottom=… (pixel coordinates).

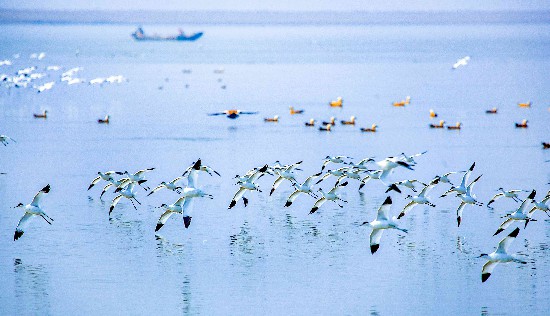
left=479, top=253, right=488, bottom=258
left=14, top=203, right=24, bottom=208
left=192, top=159, right=201, bottom=170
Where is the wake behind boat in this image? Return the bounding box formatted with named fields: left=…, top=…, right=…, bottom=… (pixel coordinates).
left=131, top=27, right=203, bottom=41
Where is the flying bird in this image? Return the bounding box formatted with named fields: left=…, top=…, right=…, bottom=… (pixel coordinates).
left=208, top=109, right=258, bottom=119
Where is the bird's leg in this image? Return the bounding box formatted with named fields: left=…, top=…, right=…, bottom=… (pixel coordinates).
left=129, top=199, right=137, bottom=210
left=40, top=215, right=52, bottom=225
left=133, top=197, right=142, bottom=205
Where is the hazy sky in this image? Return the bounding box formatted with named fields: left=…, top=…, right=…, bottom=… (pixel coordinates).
left=1, top=0, right=550, bottom=11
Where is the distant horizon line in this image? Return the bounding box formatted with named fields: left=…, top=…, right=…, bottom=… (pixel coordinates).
left=1, top=9, right=549, bottom=25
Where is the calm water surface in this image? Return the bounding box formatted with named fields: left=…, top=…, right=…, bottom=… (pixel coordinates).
left=0, top=23, right=549, bottom=315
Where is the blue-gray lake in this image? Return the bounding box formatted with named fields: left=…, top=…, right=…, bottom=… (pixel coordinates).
left=0, top=21, right=549, bottom=315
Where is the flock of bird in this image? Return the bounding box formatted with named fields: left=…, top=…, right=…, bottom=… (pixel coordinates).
left=210, top=94, right=544, bottom=141
left=0, top=53, right=127, bottom=93
left=9, top=147, right=548, bottom=283
left=2, top=51, right=549, bottom=285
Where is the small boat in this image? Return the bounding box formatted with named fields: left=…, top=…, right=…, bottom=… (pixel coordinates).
left=485, top=107, right=498, bottom=114
left=132, top=27, right=203, bottom=41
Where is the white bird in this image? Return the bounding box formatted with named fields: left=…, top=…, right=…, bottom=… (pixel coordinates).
left=147, top=177, right=183, bottom=196
left=180, top=186, right=214, bottom=199
left=284, top=172, right=322, bottom=207
left=0, top=134, right=17, bottom=146
left=480, top=227, right=526, bottom=282
left=335, top=168, right=366, bottom=186
left=122, top=168, right=155, bottom=190
left=36, top=81, right=54, bottom=93
left=315, top=167, right=349, bottom=185
left=436, top=171, right=464, bottom=186
left=358, top=170, right=386, bottom=190
left=181, top=159, right=220, bottom=187
left=14, top=184, right=53, bottom=240
left=46, top=65, right=61, bottom=71
left=373, top=157, right=414, bottom=182
left=346, top=157, right=375, bottom=170
left=453, top=56, right=470, bottom=69
left=493, top=190, right=536, bottom=235
left=87, top=171, right=122, bottom=190
left=109, top=182, right=141, bottom=215
left=456, top=175, right=484, bottom=227
left=269, top=161, right=302, bottom=195
left=229, top=165, right=269, bottom=209
left=309, top=181, right=349, bottom=214
left=530, top=193, right=550, bottom=214
left=361, top=196, right=408, bottom=254
left=106, top=75, right=127, bottom=84
left=155, top=196, right=194, bottom=232
left=30, top=52, right=46, bottom=60
left=388, top=179, right=427, bottom=193
left=89, top=77, right=106, bottom=85
left=62, top=67, right=82, bottom=77
left=399, top=151, right=427, bottom=165
left=100, top=177, right=131, bottom=198
left=17, top=66, right=36, bottom=75
left=0, top=59, right=12, bottom=66
left=321, top=156, right=352, bottom=171
left=441, top=162, right=475, bottom=197
left=487, top=188, right=526, bottom=208
left=66, top=78, right=85, bottom=85
left=397, top=177, right=440, bottom=219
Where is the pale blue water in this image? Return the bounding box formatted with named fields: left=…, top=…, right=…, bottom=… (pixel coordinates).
left=0, top=22, right=549, bottom=315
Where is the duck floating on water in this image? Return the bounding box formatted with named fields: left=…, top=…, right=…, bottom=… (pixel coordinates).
left=361, top=124, right=377, bottom=132
left=329, top=97, right=343, bottom=107
left=319, top=123, right=332, bottom=131
left=515, top=119, right=528, bottom=128
left=486, top=107, right=498, bottom=114
left=289, top=106, right=304, bottom=115
left=429, top=120, right=445, bottom=128
left=322, top=117, right=335, bottom=126
left=208, top=109, right=258, bottom=119
left=264, top=115, right=279, bottom=122
left=340, top=116, right=356, bottom=125
left=542, top=142, right=550, bottom=149
left=518, top=101, right=531, bottom=108
left=393, top=96, right=411, bottom=107
left=305, top=118, right=315, bottom=127
left=429, top=109, right=438, bottom=118
left=33, top=110, right=47, bottom=119
left=447, top=122, right=462, bottom=130
left=98, top=115, right=110, bottom=124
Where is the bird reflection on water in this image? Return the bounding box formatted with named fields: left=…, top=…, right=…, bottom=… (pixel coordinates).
left=13, top=258, right=51, bottom=314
